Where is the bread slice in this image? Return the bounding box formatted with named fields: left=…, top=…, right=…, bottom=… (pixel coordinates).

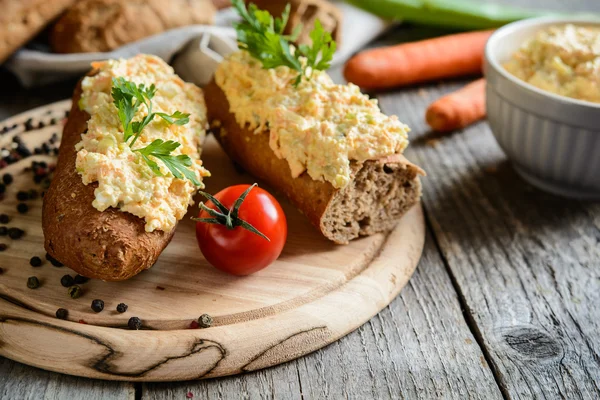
left=42, top=77, right=176, bottom=281
left=50, top=0, right=216, bottom=54
left=0, top=0, right=75, bottom=63
left=204, top=79, right=424, bottom=244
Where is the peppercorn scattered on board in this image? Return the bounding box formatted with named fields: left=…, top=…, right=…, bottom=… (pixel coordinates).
left=0, top=100, right=424, bottom=381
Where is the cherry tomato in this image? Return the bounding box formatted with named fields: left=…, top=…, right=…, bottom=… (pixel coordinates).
left=195, top=184, right=287, bottom=275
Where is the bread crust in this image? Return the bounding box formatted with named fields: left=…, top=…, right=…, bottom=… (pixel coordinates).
left=0, top=0, right=75, bottom=63
left=204, top=79, right=423, bottom=244
left=248, top=0, right=342, bottom=46
left=50, top=0, right=216, bottom=54
left=42, top=77, right=175, bottom=281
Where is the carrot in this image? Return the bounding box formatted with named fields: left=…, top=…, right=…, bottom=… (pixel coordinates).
left=344, top=30, right=493, bottom=90
left=425, top=78, right=486, bottom=132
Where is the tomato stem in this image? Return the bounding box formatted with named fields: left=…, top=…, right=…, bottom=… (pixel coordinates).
left=192, top=183, right=270, bottom=241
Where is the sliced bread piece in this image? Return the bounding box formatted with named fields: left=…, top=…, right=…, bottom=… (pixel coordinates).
left=204, top=79, right=424, bottom=244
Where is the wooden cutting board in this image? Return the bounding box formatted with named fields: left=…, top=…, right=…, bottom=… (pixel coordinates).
left=0, top=100, right=425, bottom=381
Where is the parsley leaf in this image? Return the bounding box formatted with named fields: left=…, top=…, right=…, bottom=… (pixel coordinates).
left=231, top=0, right=336, bottom=86
left=110, top=77, right=199, bottom=186
left=136, top=139, right=202, bottom=187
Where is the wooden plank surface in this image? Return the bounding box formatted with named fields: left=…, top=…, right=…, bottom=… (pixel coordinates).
left=2, top=0, right=600, bottom=397
left=381, top=85, right=600, bottom=399
left=376, top=1, right=600, bottom=396
left=143, top=231, right=502, bottom=399
left=0, top=357, right=134, bottom=400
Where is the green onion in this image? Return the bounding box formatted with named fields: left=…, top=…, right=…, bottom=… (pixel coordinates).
left=345, top=0, right=595, bottom=30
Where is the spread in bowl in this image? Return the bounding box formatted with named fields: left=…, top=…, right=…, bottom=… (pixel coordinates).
left=215, top=50, right=410, bottom=189
left=503, top=24, right=600, bottom=103
left=77, top=55, right=210, bottom=232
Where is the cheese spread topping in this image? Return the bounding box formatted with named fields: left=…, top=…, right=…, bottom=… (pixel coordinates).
left=504, top=24, right=600, bottom=103
left=215, top=51, right=410, bottom=189
left=77, top=54, right=209, bottom=232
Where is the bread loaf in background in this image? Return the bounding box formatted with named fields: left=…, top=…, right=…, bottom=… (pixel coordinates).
left=204, top=79, right=423, bottom=244
left=248, top=0, right=342, bottom=46
left=50, top=0, right=216, bottom=54
left=0, top=0, right=75, bottom=63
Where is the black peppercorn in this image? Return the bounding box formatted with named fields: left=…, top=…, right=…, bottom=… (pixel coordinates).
left=73, top=274, right=89, bottom=284
left=30, top=256, right=42, bottom=267
left=50, top=118, right=57, bottom=125
left=2, top=173, right=13, bottom=185
left=8, top=227, right=24, bottom=239
left=16, top=191, right=29, bottom=201
left=34, top=147, right=42, bottom=155
left=91, top=299, right=104, bottom=313
left=27, top=276, right=40, bottom=289
left=24, top=118, right=34, bottom=131
left=60, top=274, right=74, bottom=287
left=0, top=243, right=7, bottom=251
left=116, top=303, right=128, bottom=313
left=46, top=253, right=63, bottom=267
left=67, top=285, right=82, bottom=299
left=41, top=143, right=50, bottom=154
left=56, top=308, right=68, bottom=320
left=0, top=267, right=4, bottom=274
left=128, top=317, right=142, bottom=330
left=198, top=314, right=213, bottom=328
left=17, top=203, right=28, bottom=214
left=0, top=214, right=8, bottom=224
left=37, top=121, right=45, bottom=129
left=16, top=144, right=31, bottom=157
left=0, top=183, right=5, bottom=194
left=0, top=227, right=6, bottom=236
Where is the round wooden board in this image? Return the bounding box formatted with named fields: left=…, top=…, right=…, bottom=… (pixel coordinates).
left=0, top=100, right=425, bottom=381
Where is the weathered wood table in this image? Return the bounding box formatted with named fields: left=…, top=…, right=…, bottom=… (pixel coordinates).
left=1, top=0, right=599, bottom=398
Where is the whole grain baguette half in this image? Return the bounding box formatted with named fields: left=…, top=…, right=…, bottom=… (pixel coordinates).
left=204, top=79, right=424, bottom=244
left=0, top=0, right=76, bottom=63
left=42, top=77, right=174, bottom=281
left=51, top=0, right=216, bottom=54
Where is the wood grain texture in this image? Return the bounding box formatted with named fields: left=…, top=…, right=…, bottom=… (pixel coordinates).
left=0, top=101, right=425, bottom=381
left=0, top=357, right=134, bottom=400
left=144, top=231, right=502, bottom=399
left=378, top=53, right=600, bottom=400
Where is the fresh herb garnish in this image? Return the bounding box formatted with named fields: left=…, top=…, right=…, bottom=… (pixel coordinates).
left=136, top=139, right=201, bottom=186
left=110, top=77, right=201, bottom=186
left=232, top=0, right=336, bottom=86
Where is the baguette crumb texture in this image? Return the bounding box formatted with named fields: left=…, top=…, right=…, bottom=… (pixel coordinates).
left=322, top=157, right=423, bottom=244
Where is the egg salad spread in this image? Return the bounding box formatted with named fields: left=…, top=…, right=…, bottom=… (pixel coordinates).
left=76, top=54, right=209, bottom=232
left=504, top=24, right=600, bottom=103
left=215, top=51, right=410, bottom=189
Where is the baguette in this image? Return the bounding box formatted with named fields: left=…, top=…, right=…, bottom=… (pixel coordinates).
left=248, top=0, right=342, bottom=46
left=42, top=79, right=174, bottom=281
left=0, top=0, right=75, bottom=63
left=43, top=56, right=208, bottom=281
left=204, top=79, right=423, bottom=244
left=50, top=0, right=216, bottom=54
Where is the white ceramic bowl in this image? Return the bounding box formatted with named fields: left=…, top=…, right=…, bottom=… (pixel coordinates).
left=484, top=17, right=600, bottom=199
